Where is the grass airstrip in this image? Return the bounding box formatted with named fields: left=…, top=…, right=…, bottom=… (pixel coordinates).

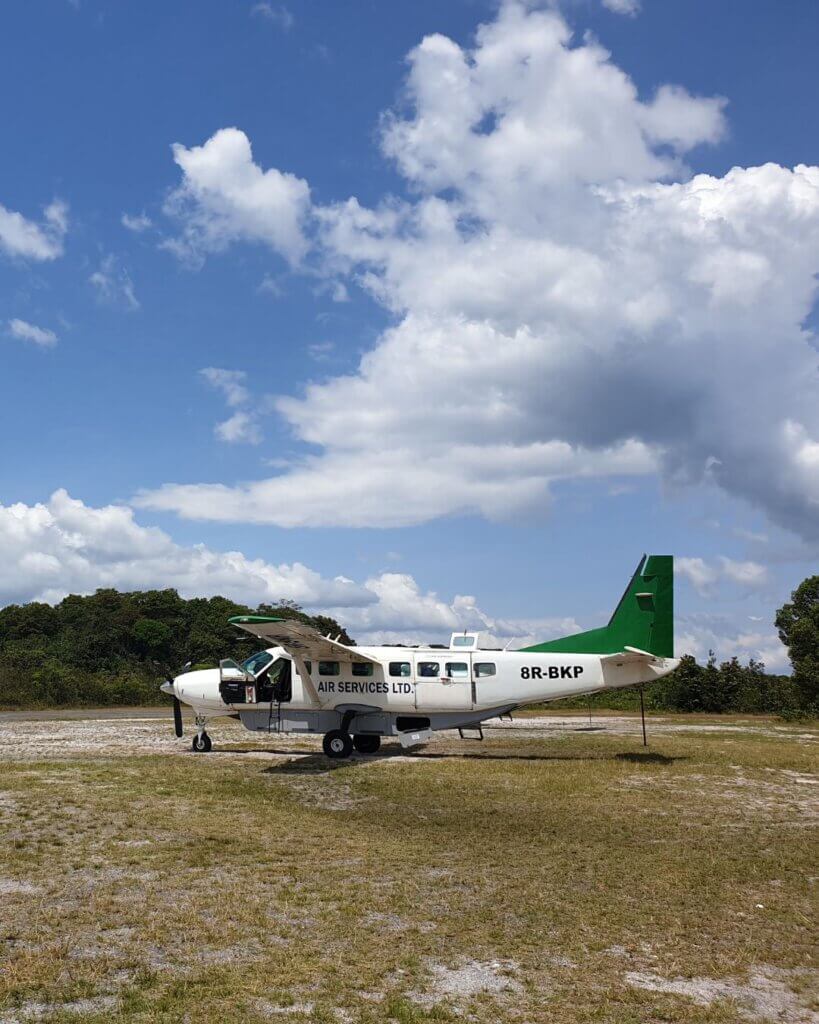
left=0, top=712, right=816, bottom=1023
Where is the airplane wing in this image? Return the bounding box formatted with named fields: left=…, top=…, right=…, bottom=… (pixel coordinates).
left=228, top=616, right=378, bottom=665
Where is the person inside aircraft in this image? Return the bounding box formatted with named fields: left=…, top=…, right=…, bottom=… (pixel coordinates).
left=242, top=650, right=274, bottom=677
left=418, top=662, right=440, bottom=677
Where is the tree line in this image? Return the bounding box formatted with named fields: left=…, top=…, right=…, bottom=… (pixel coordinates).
left=0, top=576, right=816, bottom=716
left=555, top=653, right=805, bottom=717
left=0, top=588, right=350, bottom=709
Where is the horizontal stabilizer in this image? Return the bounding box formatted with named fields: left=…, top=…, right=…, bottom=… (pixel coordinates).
left=600, top=648, right=661, bottom=665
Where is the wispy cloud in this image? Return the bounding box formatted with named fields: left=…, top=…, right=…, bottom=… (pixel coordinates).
left=89, top=254, right=140, bottom=311
left=734, top=527, right=769, bottom=544
left=7, top=318, right=58, bottom=347
left=601, top=0, right=641, bottom=15
left=677, top=556, right=768, bottom=595
left=308, top=341, right=335, bottom=362
left=258, top=274, right=285, bottom=298
left=200, top=368, right=262, bottom=444
left=121, top=212, right=152, bottom=233
left=250, top=2, right=294, bottom=30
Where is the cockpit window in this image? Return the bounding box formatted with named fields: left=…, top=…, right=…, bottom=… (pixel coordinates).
left=242, top=650, right=274, bottom=676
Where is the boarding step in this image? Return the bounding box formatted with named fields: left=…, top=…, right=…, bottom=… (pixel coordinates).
left=458, top=725, right=484, bottom=741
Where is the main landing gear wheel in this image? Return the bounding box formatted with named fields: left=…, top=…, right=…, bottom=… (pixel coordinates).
left=192, top=732, right=212, bottom=753
left=353, top=734, right=381, bottom=755
left=323, top=730, right=353, bottom=759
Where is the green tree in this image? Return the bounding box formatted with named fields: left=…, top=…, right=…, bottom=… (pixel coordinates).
left=132, top=618, right=173, bottom=659
left=775, top=576, right=819, bottom=713
left=654, top=653, right=701, bottom=710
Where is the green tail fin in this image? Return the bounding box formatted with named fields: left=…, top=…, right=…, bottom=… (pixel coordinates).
left=520, top=554, right=674, bottom=657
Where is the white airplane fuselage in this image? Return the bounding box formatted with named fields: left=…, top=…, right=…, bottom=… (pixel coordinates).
left=163, top=554, right=678, bottom=756
left=168, top=643, right=679, bottom=746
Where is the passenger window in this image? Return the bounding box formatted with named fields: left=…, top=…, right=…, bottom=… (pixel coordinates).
left=418, top=661, right=440, bottom=677
left=305, top=661, right=312, bottom=675
left=474, top=662, right=496, bottom=677
left=318, top=661, right=339, bottom=676
left=445, top=662, right=469, bottom=679
left=352, top=662, right=374, bottom=677
left=389, top=662, right=411, bottom=677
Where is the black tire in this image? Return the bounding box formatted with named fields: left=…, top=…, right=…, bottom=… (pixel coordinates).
left=353, top=734, right=381, bottom=755
left=192, top=732, right=212, bottom=753
left=323, top=730, right=353, bottom=759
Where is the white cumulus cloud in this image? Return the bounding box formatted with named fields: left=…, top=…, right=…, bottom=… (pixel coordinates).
left=0, top=491, right=788, bottom=662
left=164, top=127, right=311, bottom=266
left=0, top=492, right=579, bottom=648
left=0, top=491, right=373, bottom=611
left=144, top=1, right=819, bottom=541
left=0, top=199, right=68, bottom=262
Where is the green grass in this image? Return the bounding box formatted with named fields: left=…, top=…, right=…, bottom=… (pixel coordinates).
left=1, top=721, right=817, bottom=1023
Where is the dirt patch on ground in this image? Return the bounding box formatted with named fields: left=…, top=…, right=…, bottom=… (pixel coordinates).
left=489, top=715, right=818, bottom=742
left=0, top=995, right=118, bottom=1023
left=275, top=773, right=372, bottom=811
left=626, top=966, right=818, bottom=1022
left=409, top=958, right=524, bottom=1007
left=620, top=765, right=819, bottom=826
left=1, top=710, right=815, bottom=764
left=0, top=879, right=40, bottom=896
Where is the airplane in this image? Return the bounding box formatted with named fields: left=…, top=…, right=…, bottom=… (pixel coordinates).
left=160, top=554, right=678, bottom=758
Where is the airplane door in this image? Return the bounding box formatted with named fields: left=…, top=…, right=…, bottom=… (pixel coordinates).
left=414, top=654, right=474, bottom=711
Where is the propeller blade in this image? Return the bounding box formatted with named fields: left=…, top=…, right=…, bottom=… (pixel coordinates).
left=173, top=696, right=183, bottom=738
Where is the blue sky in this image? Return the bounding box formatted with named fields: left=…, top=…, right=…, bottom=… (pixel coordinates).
left=1, top=0, right=818, bottom=665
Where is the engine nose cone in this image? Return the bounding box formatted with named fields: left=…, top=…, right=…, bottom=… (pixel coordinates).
left=160, top=681, right=175, bottom=696
left=171, top=668, right=224, bottom=708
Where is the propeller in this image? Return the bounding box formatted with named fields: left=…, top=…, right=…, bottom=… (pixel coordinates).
left=159, top=660, right=193, bottom=739
left=172, top=695, right=183, bottom=738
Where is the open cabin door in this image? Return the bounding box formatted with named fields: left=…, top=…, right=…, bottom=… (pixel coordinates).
left=413, top=653, right=474, bottom=711
left=218, top=657, right=292, bottom=706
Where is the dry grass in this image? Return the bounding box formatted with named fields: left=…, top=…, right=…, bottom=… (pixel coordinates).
left=0, top=715, right=817, bottom=1023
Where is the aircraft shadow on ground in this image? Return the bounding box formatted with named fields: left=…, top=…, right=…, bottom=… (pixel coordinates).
left=614, top=750, right=679, bottom=765
left=252, top=747, right=686, bottom=774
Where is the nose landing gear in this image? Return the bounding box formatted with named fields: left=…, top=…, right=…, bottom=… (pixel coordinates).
left=192, top=714, right=212, bottom=752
